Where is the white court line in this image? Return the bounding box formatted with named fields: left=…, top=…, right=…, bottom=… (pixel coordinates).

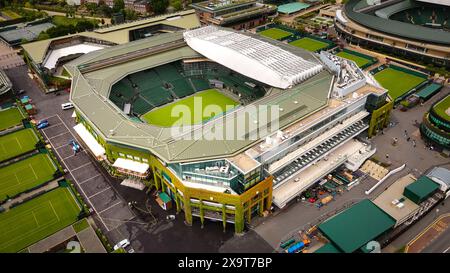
left=69, top=162, right=92, bottom=172
left=78, top=174, right=102, bottom=185
left=88, top=186, right=112, bottom=199
left=48, top=201, right=60, bottom=222
left=97, top=201, right=122, bottom=215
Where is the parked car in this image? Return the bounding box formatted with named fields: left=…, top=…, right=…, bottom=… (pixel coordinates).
left=69, top=139, right=80, bottom=153
left=61, top=102, right=74, bottom=110
left=36, top=119, right=49, bottom=129
left=113, top=239, right=130, bottom=251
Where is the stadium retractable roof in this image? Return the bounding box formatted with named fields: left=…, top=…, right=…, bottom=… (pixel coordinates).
left=184, top=26, right=323, bottom=89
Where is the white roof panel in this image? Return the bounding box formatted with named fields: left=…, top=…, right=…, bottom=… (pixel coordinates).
left=73, top=123, right=105, bottom=157
left=113, top=158, right=149, bottom=174
left=183, top=26, right=323, bottom=89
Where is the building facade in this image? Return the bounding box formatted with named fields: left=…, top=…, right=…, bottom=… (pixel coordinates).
left=335, top=0, right=450, bottom=68
left=420, top=94, right=450, bottom=150
left=191, top=0, right=277, bottom=30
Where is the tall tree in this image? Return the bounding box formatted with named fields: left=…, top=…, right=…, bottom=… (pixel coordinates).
left=151, top=0, right=169, bottom=14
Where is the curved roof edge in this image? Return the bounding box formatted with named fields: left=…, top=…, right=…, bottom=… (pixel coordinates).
left=345, top=0, right=450, bottom=45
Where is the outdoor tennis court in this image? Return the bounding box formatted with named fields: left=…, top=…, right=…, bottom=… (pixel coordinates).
left=142, top=89, right=239, bottom=127
left=0, top=153, right=57, bottom=201
left=374, top=68, right=426, bottom=100
left=259, top=28, right=292, bottom=40
left=0, top=107, right=25, bottom=131
left=336, top=51, right=372, bottom=68
left=0, top=128, right=39, bottom=162
left=0, top=187, right=81, bottom=253
left=289, top=37, right=329, bottom=52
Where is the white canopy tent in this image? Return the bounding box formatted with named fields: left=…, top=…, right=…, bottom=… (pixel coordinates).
left=73, top=123, right=105, bottom=158
left=113, top=158, right=149, bottom=175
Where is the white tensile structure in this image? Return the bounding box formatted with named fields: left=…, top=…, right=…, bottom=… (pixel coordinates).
left=183, top=26, right=323, bottom=89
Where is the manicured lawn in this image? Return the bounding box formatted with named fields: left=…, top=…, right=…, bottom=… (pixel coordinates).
left=289, top=37, right=329, bottom=52
left=336, top=51, right=372, bottom=68
left=259, top=28, right=292, bottom=40
left=72, top=218, right=90, bottom=233
left=52, top=15, right=98, bottom=26
left=0, top=108, right=25, bottom=131
left=142, top=89, right=239, bottom=127
left=0, top=187, right=80, bottom=253
left=0, top=153, right=57, bottom=201
left=433, top=95, right=450, bottom=121
left=374, top=68, right=426, bottom=100
left=0, top=128, right=39, bottom=162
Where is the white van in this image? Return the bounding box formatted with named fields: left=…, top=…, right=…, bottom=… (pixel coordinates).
left=61, top=102, right=74, bottom=110
left=113, top=239, right=130, bottom=250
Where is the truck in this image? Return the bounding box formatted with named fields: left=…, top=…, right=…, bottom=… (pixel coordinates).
left=286, top=241, right=305, bottom=253
left=280, top=238, right=296, bottom=249
left=321, top=195, right=333, bottom=205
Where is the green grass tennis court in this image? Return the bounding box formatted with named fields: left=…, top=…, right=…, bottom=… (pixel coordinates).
left=0, top=108, right=25, bottom=131
left=289, top=37, right=329, bottom=52
left=336, top=51, right=372, bottom=68
left=258, top=28, right=292, bottom=40
left=0, top=128, right=39, bottom=162
left=374, top=68, right=426, bottom=100
left=0, top=187, right=80, bottom=253
left=433, top=95, right=450, bottom=121
left=142, top=89, right=239, bottom=127
left=0, top=153, right=57, bottom=201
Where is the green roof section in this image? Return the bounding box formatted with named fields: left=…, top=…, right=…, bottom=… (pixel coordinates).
left=415, top=83, right=442, bottom=100
left=277, top=3, right=310, bottom=14
left=403, top=176, right=440, bottom=204
left=314, top=243, right=342, bottom=253
left=318, top=199, right=396, bottom=253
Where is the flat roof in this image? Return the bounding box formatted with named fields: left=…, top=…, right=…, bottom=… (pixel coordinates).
left=372, top=174, right=420, bottom=225
left=345, top=0, right=450, bottom=45
left=318, top=199, right=396, bottom=253
left=277, top=3, right=310, bottom=14
left=21, top=10, right=200, bottom=65
left=314, top=243, right=342, bottom=253
left=67, top=30, right=333, bottom=163
left=404, top=176, right=440, bottom=203
left=415, top=83, right=442, bottom=99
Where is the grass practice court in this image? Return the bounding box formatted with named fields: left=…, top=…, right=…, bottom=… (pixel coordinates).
left=289, top=37, right=329, bottom=52
left=0, top=153, right=57, bottom=201
left=336, top=51, right=372, bottom=68
left=374, top=68, right=426, bottom=100
left=0, top=128, right=39, bottom=162
left=142, top=89, right=239, bottom=127
left=0, top=107, right=25, bottom=131
left=0, top=187, right=80, bottom=253
left=258, top=28, right=292, bottom=40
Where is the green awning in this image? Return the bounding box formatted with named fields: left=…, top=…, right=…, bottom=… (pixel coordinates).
left=318, top=199, right=396, bottom=253
left=415, top=83, right=442, bottom=100
left=314, top=243, right=342, bottom=253
left=403, top=176, right=440, bottom=204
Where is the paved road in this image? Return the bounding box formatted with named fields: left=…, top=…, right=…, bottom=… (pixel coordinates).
left=422, top=225, right=450, bottom=253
